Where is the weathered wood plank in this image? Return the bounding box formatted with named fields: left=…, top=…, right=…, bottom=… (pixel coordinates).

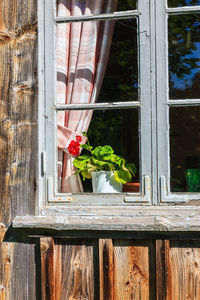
left=169, top=240, right=200, bottom=299
left=113, top=240, right=151, bottom=299
left=40, top=237, right=55, bottom=300
left=99, top=239, right=114, bottom=300
left=41, top=205, right=200, bottom=217
left=156, top=240, right=171, bottom=300
left=40, top=238, right=96, bottom=300
left=53, top=239, right=95, bottom=300
left=13, top=213, right=200, bottom=231
left=0, top=0, right=38, bottom=299
left=99, top=239, right=153, bottom=300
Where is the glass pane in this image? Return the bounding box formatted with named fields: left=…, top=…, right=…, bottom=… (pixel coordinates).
left=56, top=18, right=138, bottom=104
left=168, top=0, right=200, bottom=7
left=56, top=0, right=137, bottom=17
left=57, top=109, right=139, bottom=193
left=168, top=14, right=200, bottom=99
left=170, top=106, right=200, bottom=192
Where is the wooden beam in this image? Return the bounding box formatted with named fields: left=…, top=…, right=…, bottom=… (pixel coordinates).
left=156, top=240, right=172, bottom=300
left=99, top=239, right=114, bottom=300
left=40, top=237, right=55, bottom=300
left=13, top=211, right=200, bottom=231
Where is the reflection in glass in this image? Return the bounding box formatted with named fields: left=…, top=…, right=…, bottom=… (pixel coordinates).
left=57, top=18, right=138, bottom=104
left=168, top=0, right=200, bottom=7
left=170, top=106, right=200, bottom=192
left=57, top=109, right=139, bottom=193
left=56, top=0, right=137, bottom=17
left=169, top=14, right=200, bottom=99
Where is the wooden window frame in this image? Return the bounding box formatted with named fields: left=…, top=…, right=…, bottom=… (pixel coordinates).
left=156, top=1, right=200, bottom=203
left=36, top=0, right=200, bottom=218
left=37, top=0, right=152, bottom=216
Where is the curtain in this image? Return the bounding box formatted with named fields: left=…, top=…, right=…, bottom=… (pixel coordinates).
left=57, top=0, right=117, bottom=192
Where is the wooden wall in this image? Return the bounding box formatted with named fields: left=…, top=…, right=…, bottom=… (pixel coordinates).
left=1, top=1, right=200, bottom=300
left=0, top=0, right=38, bottom=299
left=40, top=237, right=200, bottom=300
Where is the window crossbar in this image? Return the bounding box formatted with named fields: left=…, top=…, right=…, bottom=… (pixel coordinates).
left=166, top=6, right=200, bottom=15
left=55, top=102, right=141, bottom=111
left=168, top=100, right=200, bottom=106
left=54, top=10, right=139, bottom=23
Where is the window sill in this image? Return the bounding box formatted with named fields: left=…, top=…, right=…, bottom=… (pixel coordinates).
left=13, top=206, right=200, bottom=232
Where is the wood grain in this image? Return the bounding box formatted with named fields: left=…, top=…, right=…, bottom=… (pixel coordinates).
left=13, top=213, right=200, bottom=231
left=40, top=238, right=96, bottom=300
left=99, top=239, right=153, bottom=300
left=99, top=239, right=114, bottom=300
left=40, top=237, right=55, bottom=300
left=0, top=0, right=38, bottom=299
left=156, top=240, right=171, bottom=300
left=169, top=240, right=200, bottom=300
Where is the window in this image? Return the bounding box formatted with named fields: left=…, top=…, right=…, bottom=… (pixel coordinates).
left=37, top=0, right=200, bottom=213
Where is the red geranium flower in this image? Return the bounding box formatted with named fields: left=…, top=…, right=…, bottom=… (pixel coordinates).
left=76, top=135, right=82, bottom=142
left=67, top=140, right=80, bottom=156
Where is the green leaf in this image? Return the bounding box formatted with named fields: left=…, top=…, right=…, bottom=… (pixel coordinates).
left=82, top=132, right=87, bottom=137
left=126, top=163, right=137, bottom=177
left=80, top=169, right=91, bottom=181
left=73, top=156, right=90, bottom=170
left=92, top=145, right=114, bottom=159
left=80, top=144, right=93, bottom=151
left=114, top=169, right=132, bottom=184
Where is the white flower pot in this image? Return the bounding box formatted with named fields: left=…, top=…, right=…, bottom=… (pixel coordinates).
left=91, top=171, right=122, bottom=193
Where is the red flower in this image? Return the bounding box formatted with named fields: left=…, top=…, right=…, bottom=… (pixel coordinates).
left=67, top=140, right=80, bottom=156
left=76, top=135, right=82, bottom=142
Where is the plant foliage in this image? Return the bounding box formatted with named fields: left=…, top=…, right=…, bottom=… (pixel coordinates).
left=73, top=134, right=136, bottom=184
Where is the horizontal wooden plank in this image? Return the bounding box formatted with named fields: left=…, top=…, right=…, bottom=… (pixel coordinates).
left=40, top=205, right=200, bottom=216
left=13, top=206, right=200, bottom=231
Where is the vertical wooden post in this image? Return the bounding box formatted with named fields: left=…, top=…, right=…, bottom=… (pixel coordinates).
left=40, top=237, right=55, bottom=300
left=99, top=239, right=114, bottom=300
left=156, top=240, right=171, bottom=300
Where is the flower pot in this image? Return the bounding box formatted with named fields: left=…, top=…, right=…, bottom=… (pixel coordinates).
left=123, top=182, right=140, bottom=193
left=91, top=171, right=122, bottom=193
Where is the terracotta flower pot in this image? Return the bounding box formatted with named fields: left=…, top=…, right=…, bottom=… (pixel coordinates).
left=123, top=182, right=140, bottom=193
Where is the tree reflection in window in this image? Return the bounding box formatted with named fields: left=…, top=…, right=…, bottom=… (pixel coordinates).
left=169, top=13, right=200, bottom=99
left=168, top=0, right=200, bottom=7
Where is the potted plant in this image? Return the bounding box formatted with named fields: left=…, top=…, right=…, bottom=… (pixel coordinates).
left=68, top=132, right=137, bottom=193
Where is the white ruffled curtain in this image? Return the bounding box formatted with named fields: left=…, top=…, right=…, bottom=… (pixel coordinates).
left=57, top=0, right=117, bottom=192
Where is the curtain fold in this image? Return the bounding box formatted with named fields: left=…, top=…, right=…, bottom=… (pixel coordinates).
left=57, top=0, right=117, bottom=192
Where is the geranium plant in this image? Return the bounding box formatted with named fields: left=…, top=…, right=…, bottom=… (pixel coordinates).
left=68, top=132, right=137, bottom=184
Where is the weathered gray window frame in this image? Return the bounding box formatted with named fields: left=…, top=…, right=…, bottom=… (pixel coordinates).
left=156, top=1, right=200, bottom=203
left=37, top=0, right=200, bottom=217
left=37, top=0, right=152, bottom=214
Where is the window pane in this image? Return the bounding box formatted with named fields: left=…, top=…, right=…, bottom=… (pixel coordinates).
left=57, top=109, right=139, bottom=193
left=170, top=106, right=200, bottom=192
left=168, top=14, right=200, bottom=99
left=56, top=18, right=138, bottom=105
left=56, top=0, right=137, bottom=17
left=168, top=0, right=200, bottom=7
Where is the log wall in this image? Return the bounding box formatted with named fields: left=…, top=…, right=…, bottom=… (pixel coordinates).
left=1, top=1, right=200, bottom=300
left=0, top=0, right=38, bottom=299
